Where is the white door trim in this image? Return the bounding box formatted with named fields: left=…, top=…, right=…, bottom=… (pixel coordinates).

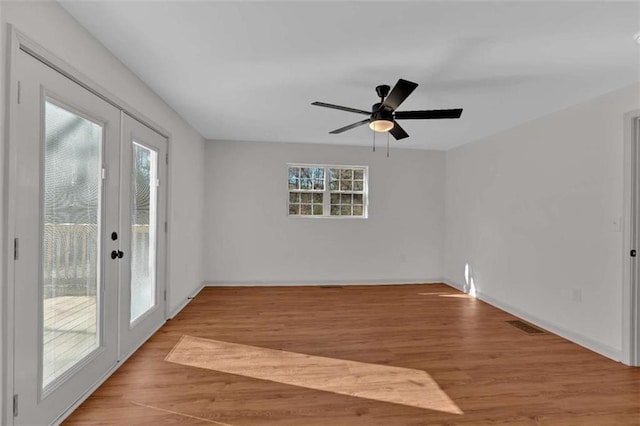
left=3, top=25, right=173, bottom=424
left=623, top=108, right=640, bottom=367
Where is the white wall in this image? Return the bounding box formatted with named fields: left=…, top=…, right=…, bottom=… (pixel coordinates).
left=0, top=0, right=5, bottom=419
left=445, top=83, right=640, bottom=360
left=204, top=141, right=445, bottom=285
left=1, top=0, right=206, bottom=315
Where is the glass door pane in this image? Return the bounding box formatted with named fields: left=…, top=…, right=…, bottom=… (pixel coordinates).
left=130, top=142, right=158, bottom=323
left=42, top=101, right=102, bottom=390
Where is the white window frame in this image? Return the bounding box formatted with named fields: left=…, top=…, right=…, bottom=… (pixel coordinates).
left=287, top=163, right=369, bottom=219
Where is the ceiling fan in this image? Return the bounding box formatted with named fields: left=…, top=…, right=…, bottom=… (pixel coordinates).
left=312, top=79, right=463, bottom=140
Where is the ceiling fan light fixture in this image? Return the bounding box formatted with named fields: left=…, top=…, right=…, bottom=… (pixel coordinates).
left=369, top=119, right=394, bottom=132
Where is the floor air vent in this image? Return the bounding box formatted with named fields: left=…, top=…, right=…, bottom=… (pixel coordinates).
left=506, top=320, right=545, bottom=335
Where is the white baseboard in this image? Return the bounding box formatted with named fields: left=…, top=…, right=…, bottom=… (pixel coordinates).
left=168, top=283, right=205, bottom=319
left=443, top=278, right=466, bottom=292
left=442, top=278, right=623, bottom=362
left=204, top=278, right=446, bottom=287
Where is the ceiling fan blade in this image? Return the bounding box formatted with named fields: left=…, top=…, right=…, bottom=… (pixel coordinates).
left=312, top=102, right=370, bottom=115
left=329, top=119, right=370, bottom=134
left=381, top=79, right=418, bottom=111
left=389, top=122, right=409, bottom=140
left=395, top=108, right=463, bottom=120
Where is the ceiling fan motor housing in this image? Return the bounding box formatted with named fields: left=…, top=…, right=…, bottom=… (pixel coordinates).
left=371, top=102, right=394, bottom=122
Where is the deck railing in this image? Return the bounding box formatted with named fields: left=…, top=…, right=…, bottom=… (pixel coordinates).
left=43, top=224, right=149, bottom=298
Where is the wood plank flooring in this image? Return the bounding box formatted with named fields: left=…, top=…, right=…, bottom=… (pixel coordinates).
left=64, top=284, right=640, bottom=425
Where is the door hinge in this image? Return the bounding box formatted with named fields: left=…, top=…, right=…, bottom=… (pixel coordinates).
left=166, top=153, right=169, bottom=165
left=164, top=221, right=167, bottom=233
left=102, top=168, right=107, bottom=180
left=17, top=81, right=21, bottom=104
left=13, top=394, right=18, bottom=417
left=632, top=249, right=637, bottom=257
left=13, top=238, right=18, bottom=260
left=164, top=290, right=167, bottom=301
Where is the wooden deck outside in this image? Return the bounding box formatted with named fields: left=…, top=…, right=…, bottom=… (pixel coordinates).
left=43, top=296, right=97, bottom=387
left=64, top=284, right=640, bottom=425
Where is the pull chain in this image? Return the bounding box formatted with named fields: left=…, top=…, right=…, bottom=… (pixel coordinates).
left=387, top=131, right=390, bottom=158
left=372, top=128, right=376, bottom=152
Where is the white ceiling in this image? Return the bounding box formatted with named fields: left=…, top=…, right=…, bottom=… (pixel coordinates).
left=59, top=1, right=640, bottom=150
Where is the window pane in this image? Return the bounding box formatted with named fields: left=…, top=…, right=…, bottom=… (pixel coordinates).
left=289, top=204, right=300, bottom=215
left=353, top=180, right=364, bottom=191
left=288, top=168, right=299, bottom=189
left=313, top=193, right=323, bottom=203
left=301, top=193, right=312, bottom=203
left=353, top=205, right=363, bottom=216
left=330, top=205, right=340, bottom=215
left=341, top=194, right=352, bottom=204
left=312, top=205, right=323, bottom=215
left=301, top=204, right=312, bottom=215
left=353, top=194, right=363, bottom=204
left=300, top=178, right=312, bottom=189
left=313, top=179, right=324, bottom=190
left=354, top=169, right=364, bottom=179
left=330, top=193, right=340, bottom=205
left=341, top=205, right=352, bottom=215
left=340, top=180, right=352, bottom=190
left=340, top=169, right=352, bottom=179
left=329, top=180, right=339, bottom=190
left=311, top=167, right=324, bottom=180
left=289, top=192, right=300, bottom=203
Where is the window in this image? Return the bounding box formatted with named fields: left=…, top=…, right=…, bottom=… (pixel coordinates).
left=288, top=164, right=368, bottom=218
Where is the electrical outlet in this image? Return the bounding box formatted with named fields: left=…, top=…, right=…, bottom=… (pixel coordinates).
left=612, top=216, right=622, bottom=232
left=572, top=288, right=582, bottom=303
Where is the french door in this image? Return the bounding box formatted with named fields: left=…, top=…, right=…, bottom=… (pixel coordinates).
left=119, top=114, right=167, bottom=359
left=12, top=50, right=167, bottom=425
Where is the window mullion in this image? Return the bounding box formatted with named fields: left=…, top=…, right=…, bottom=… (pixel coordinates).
left=323, top=167, right=330, bottom=216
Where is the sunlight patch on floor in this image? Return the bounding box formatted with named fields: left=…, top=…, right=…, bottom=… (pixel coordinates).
left=166, top=335, right=463, bottom=414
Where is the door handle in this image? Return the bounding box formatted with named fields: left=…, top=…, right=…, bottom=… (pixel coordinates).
left=111, top=250, right=124, bottom=259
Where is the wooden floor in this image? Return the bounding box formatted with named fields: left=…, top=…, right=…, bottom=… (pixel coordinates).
left=65, top=284, right=640, bottom=425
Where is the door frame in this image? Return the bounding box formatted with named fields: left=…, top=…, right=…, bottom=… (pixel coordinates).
left=623, top=108, right=640, bottom=367
left=3, top=26, right=173, bottom=425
